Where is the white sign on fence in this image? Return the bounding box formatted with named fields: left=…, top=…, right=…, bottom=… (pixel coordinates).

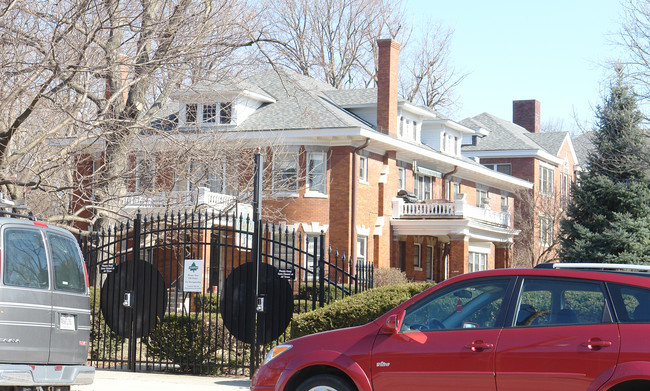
left=183, top=259, right=204, bottom=292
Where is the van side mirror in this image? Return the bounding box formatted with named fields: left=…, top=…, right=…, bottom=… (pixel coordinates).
left=380, top=310, right=405, bottom=334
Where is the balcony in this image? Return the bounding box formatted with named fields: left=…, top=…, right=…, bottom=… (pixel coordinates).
left=392, top=196, right=511, bottom=227
left=123, top=187, right=246, bottom=214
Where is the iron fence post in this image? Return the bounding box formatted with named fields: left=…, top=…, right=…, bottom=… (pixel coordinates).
left=128, top=212, right=141, bottom=371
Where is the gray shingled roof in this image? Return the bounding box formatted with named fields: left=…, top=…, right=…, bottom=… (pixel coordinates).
left=461, top=112, right=569, bottom=156
left=324, top=88, right=378, bottom=106
left=235, top=70, right=373, bottom=131
left=572, top=131, right=595, bottom=165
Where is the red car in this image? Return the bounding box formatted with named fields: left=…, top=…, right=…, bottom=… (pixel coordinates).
left=251, top=264, right=650, bottom=391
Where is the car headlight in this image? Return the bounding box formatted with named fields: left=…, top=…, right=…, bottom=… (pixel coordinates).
left=263, top=344, right=292, bottom=365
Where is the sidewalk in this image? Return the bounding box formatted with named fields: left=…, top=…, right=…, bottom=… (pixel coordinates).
left=72, top=369, right=251, bottom=391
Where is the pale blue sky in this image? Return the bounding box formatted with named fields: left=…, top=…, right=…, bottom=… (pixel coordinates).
left=406, top=0, right=625, bottom=133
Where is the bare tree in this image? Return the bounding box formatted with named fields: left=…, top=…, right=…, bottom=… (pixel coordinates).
left=513, top=188, right=567, bottom=267
left=260, top=0, right=463, bottom=111
left=0, top=0, right=262, bottom=230
left=399, top=22, right=466, bottom=112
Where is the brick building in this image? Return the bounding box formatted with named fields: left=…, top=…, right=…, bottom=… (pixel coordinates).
left=461, top=100, right=578, bottom=266
left=77, top=39, right=534, bottom=282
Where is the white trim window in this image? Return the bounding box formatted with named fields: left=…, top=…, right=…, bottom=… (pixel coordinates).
left=426, top=245, right=433, bottom=280
left=307, top=152, right=327, bottom=194
left=359, top=155, right=368, bottom=184
left=476, top=185, right=489, bottom=207
left=414, top=243, right=422, bottom=270
left=357, top=235, right=367, bottom=264
left=560, top=172, right=571, bottom=209
left=415, top=175, right=432, bottom=201
left=539, top=165, right=554, bottom=196
left=273, top=155, right=298, bottom=194
left=398, top=166, right=406, bottom=190
left=539, top=216, right=554, bottom=247
left=484, top=163, right=512, bottom=175
left=203, top=104, right=217, bottom=123
left=220, top=102, right=232, bottom=124
left=186, top=104, right=197, bottom=124
left=469, top=252, right=487, bottom=272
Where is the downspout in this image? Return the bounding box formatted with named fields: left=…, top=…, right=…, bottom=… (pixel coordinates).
left=442, top=166, right=459, bottom=201
left=351, top=138, right=370, bottom=264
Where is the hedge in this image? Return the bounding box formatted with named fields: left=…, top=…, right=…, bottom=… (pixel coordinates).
left=290, top=282, right=433, bottom=339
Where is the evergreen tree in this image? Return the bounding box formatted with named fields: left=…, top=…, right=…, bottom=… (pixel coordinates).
left=560, top=68, right=650, bottom=264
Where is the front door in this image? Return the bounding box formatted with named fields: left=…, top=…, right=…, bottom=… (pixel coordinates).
left=371, top=278, right=513, bottom=391
left=496, top=277, right=620, bottom=391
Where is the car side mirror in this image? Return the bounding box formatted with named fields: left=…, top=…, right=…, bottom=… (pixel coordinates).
left=380, top=310, right=405, bottom=335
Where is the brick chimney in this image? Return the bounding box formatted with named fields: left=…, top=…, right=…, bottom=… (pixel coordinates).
left=513, top=99, right=540, bottom=133
left=377, top=39, right=400, bottom=137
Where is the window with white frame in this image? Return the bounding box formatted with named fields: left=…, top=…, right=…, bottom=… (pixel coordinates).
left=357, top=235, right=367, bottom=264
left=426, top=245, right=433, bottom=280
left=273, top=155, right=298, bottom=194
left=539, top=165, right=554, bottom=196
left=307, top=152, right=326, bottom=194
left=415, top=175, right=433, bottom=201
left=539, top=216, right=554, bottom=247
left=560, top=172, right=571, bottom=209
left=271, top=231, right=296, bottom=271
left=414, top=243, right=422, bottom=269
left=203, top=104, right=217, bottom=123
left=305, top=233, right=319, bottom=279
left=186, top=104, right=197, bottom=123
left=476, top=185, right=489, bottom=207
left=484, top=163, right=512, bottom=176
left=359, top=155, right=368, bottom=183
left=135, top=155, right=155, bottom=192
left=398, top=166, right=406, bottom=190
left=220, top=102, right=232, bottom=124
left=468, top=252, right=487, bottom=272
left=453, top=179, right=461, bottom=200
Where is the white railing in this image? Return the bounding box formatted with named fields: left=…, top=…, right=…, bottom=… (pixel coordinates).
left=393, top=197, right=511, bottom=227
left=123, top=187, right=238, bottom=211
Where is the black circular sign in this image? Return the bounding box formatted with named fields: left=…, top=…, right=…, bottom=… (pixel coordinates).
left=100, top=260, right=167, bottom=338
left=220, top=262, right=293, bottom=344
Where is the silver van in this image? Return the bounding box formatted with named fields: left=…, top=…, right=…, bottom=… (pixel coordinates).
left=0, top=215, right=94, bottom=390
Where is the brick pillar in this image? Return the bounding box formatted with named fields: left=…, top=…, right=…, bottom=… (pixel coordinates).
left=377, top=151, right=397, bottom=269
left=495, top=244, right=513, bottom=269
left=377, top=39, right=400, bottom=138
left=328, top=146, right=354, bottom=258
left=513, top=99, right=540, bottom=133
left=448, top=236, right=469, bottom=278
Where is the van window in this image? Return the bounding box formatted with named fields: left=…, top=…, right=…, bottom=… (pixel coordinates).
left=4, top=228, right=49, bottom=289
left=48, top=233, right=86, bottom=293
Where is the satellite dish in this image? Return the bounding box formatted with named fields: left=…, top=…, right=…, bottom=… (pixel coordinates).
left=221, top=262, right=293, bottom=344
left=100, top=260, right=167, bottom=338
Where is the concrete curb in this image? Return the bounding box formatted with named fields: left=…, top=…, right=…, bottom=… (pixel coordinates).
left=72, top=369, right=250, bottom=391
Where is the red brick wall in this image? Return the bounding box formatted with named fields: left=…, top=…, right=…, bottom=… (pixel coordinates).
left=377, top=39, right=400, bottom=138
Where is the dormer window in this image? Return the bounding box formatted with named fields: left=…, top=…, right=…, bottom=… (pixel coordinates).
left=203, top=104, right=217, bottom=123
left=186, top=104, right=197, bottom=123
left=220, top=102, right=232, bottom=124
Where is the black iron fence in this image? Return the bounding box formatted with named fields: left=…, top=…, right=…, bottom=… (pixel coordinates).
left=80, top=210, right=373, bottom=376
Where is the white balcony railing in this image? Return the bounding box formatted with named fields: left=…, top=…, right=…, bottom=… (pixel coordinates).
left=123, top=187, right=238, bottom=211
left=392, top=196, right=511, bottom=227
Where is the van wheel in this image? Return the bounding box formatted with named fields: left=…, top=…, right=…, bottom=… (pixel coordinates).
left=296, top=374, right=355, bottom=391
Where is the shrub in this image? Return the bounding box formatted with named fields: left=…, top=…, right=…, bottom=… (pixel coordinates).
left=296, top=283, right=345, bottom=303
left=193, top=293, right=219, bottom=313
left=145, top=314, right=218, bottom=373
left=373, top=268, right=409, bottom=287
left=290, top=282, right=433, bottom=339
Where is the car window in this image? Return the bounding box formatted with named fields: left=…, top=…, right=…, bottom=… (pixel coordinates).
left=607, top=283, right=650, bottom=323
left=3, top=228, right=49, bottom=289
left=48, top=233, right=86, bottom=293
left=515, top=278, right=606, bottom=327
left=401, top=278, right=510, bottom=332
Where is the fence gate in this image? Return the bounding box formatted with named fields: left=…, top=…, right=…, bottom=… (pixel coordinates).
left=80, top=210, right=373, bottom=376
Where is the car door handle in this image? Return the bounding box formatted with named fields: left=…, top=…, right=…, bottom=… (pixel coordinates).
left=581, top=339, right=612, bottom=350
left=465, top=341, right=494, bottom=352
